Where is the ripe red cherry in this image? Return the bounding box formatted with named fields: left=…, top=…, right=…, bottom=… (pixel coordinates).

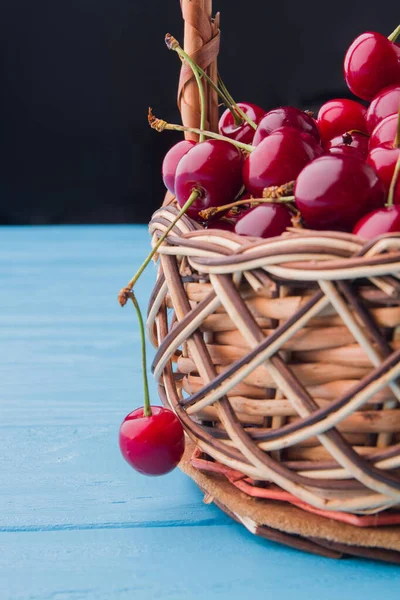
left=366, top=85, right=400, bottom=133
left=162, top=140, right=196, bottom=195
left=243, top=129, right=315, bottom=196
left=219, top=102, right=266, bottom=144
left=253, top=106, right=320, bottom=146
left=325, top=131, right=369, bottom=158
left=369, top=113, right=399, bottom=150
left=353, top=205, right=400, bottom=238
left=294, top=155, right=385, bottom=231
left=344, top=32, right=400, bottom=101
left=317, top=99, right=367, bottom=144
left=272, top=127, right=323, bottom=159
left=367, top=144, right=400, bottom=203
left=119, top=406, right=185, bottom=476
left=174, top=139, right=243, bottom=220
left=234, top=203, right=293, bottom=238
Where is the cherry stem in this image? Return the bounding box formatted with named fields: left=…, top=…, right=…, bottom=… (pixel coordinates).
left=394, top=105, right=400, bottom=149
left=217, top=74, right=257, bottom=130
left=346, top=129, right=369, bottom=137
left=165, top=34, right=240, bottom=127
left=388, top=24, right=400, bottom=42
left=129, top=293, right=152, bottom=417
left=165, top=35, right=206, bottom=141
left=148, top=109, right=254, bottom=153
left=119, top=189, right=200, bottom=419
left=125, top=189, right=200, bottom=291
left=190, top=65, right=206, bottom=142
left=165, top=34, right=257, bottom=131
left=387, top=151, right=400, bottom=207
left=199, top=196, right=295, bottom=221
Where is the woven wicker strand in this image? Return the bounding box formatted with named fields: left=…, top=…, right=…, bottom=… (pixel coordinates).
left=147, top=204, right=400, bottom=515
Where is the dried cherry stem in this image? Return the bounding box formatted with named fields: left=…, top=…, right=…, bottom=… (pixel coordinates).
left=217, top=74, right=257, bottom=130
left=199, top=195, right=295, bottom=221
left=387, top=152, right=400, bottom=207
left=388, top=24, right=400, bottom=42
left=148, top=108, right=254, bottom=152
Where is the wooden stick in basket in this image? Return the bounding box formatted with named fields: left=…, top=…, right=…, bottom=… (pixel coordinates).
left=179, top=0, right=220, bottom=139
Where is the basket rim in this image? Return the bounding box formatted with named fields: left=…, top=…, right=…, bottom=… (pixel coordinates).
left=148, top=204, right=400, bottom=283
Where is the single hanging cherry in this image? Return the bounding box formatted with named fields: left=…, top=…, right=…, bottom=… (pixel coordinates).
left=118, top=287, right=185, bottom=477
left=120, top=406, right=185, bottom=476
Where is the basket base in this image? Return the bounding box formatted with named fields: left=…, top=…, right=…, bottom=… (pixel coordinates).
left=179, top=440, right=400, bottom=564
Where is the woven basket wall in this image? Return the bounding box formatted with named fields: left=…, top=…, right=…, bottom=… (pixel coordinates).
left=147, top=1, right=400, bottom=517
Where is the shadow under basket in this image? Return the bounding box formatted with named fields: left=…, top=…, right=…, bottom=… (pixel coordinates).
left=147, top=204, right=400, bottom=563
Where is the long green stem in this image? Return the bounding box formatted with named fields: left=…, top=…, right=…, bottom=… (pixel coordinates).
left=173, top=45, right=239, bottom=125
left=387, top=152, right=400, bottom=207
left=120, top=189, right=200, bottom=417
left=388, top=24, right=400, bottom=42
left=165, top=34, right=257, bottom=130
left=174, top=44, right=206, bottom=142
left=125, top=189, right=200, bottom=291
left=193, top=70, right=206, bottom=142
left=218, top=74, right=257, bottom=131
left=130, top=293, right=151, bottom=416
left=148, top=109, right=254, bottom=153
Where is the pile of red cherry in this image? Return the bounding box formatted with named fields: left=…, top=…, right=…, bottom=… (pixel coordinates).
left=118, top=29, right=400, bottom=480
left=162, top=30, right=400, bottom=239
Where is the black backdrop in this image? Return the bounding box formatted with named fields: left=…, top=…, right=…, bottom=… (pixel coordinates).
left=1, top=1, right=398, bottom=224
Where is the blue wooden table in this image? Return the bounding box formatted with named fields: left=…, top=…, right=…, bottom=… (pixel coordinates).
left=2, top=225, right=400, bottom=600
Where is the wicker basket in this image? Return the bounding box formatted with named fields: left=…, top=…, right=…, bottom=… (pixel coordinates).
left=146, top=1, right=400, bottom=561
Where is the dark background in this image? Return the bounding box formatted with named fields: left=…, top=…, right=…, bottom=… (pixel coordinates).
left=1, top=1, right=398, bottom=224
